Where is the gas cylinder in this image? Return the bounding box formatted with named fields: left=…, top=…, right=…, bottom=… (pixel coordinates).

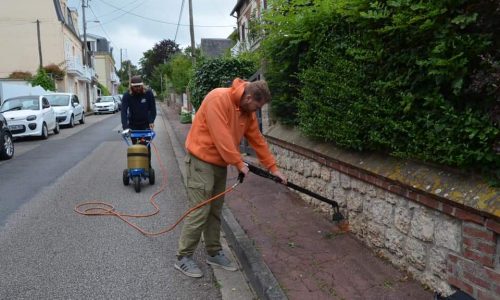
left=127, top=144, right=149, bottom=171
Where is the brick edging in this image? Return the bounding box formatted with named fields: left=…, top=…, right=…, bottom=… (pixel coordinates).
left=221, top=206, right=288, bottom=300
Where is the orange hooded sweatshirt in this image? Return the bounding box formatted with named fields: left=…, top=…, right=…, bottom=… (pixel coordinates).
left=185, top=78, right=277, bottom=173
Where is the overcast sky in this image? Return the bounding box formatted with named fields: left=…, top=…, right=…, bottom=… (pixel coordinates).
left=67, top=0, right=237, bottom=69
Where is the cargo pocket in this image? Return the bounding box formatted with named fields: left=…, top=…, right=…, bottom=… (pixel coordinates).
left=187, top=181, right=204, bottom=190
left=186, top=180, right=208, bottom=205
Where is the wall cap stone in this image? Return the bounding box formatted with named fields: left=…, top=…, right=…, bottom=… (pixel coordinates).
left=265, top=124, right=499, bottom=220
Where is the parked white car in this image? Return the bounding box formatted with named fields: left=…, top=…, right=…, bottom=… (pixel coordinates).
left=0, top=95, right=59, bottom=139
left=44, top=93, right=85, bottom=127
left=92, top=96, right=119, bottom=114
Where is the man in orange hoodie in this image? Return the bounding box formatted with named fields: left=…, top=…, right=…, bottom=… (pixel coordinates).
left=174, top=78, right=287, bottom=278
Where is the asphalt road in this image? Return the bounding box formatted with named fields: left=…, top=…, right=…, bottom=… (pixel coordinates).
left=0, top=111, right=223, bottom=299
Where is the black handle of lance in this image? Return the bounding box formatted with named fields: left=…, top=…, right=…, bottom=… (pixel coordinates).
left=245, top=162, right=344, bottom=222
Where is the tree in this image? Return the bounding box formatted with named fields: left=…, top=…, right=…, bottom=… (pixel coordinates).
left=183, top=46, right=201, bottom=59
left=165, top=53, right=192, bottom=94
left=139, top=39, right=180, bottom=80
left=149, top=64, right=169, bottom=96
left=117, top=60, right=139, bottom=84
left=117, top=60, right=139, bottom=93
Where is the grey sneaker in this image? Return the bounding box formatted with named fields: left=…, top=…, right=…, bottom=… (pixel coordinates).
left=174, top=256, right=203, bottom=278
left=206, top=251, right=238, bottom=271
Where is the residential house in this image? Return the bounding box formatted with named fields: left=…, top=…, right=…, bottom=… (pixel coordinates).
left=200, top=38, right=234, bottom=58
left=230, top=0, right=266, bottom=54
left=230, top=0, right=270, bottom=134
left=0, top=0, right=98, bottom=111
left=86, top=34, right=120, bottom=96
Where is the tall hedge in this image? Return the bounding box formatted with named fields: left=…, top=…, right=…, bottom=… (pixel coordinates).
left=260, top=0, right=499, bottom=182
left=188, top=57, right=256, bottom=110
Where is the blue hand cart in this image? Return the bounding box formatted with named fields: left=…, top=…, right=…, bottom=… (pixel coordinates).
left=121, top=129, right=156, bottom=193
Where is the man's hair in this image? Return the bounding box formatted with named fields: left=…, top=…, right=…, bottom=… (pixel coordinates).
left=244, top=80, right=271, bottom=103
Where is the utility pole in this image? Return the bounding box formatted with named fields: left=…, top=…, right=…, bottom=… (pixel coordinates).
left=126, top=49, right=131, bottom=80
left=82, top=0, right=91, bottom=111
left=187, top=0, right=195, bottom=112
left=188, top=0, right=195, bottom=64
left=36, top=19, right=43, bottom=68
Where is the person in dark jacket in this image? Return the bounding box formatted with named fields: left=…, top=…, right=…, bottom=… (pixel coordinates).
left=121, top=75, right=156, bottom=131
left=121, top=75, right=157, bottom=166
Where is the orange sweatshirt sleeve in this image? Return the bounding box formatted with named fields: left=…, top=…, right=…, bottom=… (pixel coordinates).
left=245, top=115, right=278, bottom=173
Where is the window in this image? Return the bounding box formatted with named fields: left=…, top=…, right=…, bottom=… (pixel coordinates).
left=42, top=98, right=50, bottom=108
left=241, top=23, right=246, bottom=41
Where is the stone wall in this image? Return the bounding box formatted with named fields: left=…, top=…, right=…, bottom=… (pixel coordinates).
left=264, top=125, right=500, bottom=300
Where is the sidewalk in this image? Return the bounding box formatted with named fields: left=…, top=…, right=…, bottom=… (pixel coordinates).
left=161, top=102, right=433, bottom=300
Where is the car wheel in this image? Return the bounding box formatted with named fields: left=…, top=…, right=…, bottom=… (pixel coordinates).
left=79, top=113, right=85, bottom=124
left=69, top=115, right=75, bottom=128
left=149, top=168, right=155, bottom=185
left=40, top=123, right=49, bottom=139
left=54, top=122, right=60, bottom=134
left=133, top=176, right=140, bottom=193
left=0, top=131, right=14, bottom=160
left=123, top=169, right=130, bottom=186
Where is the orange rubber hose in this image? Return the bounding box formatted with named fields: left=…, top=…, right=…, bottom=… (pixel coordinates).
left=74, top=141, right=238, bottom=236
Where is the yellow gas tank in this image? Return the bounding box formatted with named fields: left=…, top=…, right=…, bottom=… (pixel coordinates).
left=127, top=144, right=149, bottom=170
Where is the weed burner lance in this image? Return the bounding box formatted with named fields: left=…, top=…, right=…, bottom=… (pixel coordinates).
left=245, top=162, right=344, bottom=222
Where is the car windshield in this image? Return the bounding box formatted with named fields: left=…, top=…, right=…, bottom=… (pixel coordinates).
left=0, top=98, right=39, bottom=112
left=45, top=95, right=70, bottom=106
left=97, top=96, right=114, bottom=103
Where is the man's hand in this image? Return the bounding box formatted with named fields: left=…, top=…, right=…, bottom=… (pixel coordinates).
left=240, top=165, right=249, bottom=176
left=149, top=123, right=155, bottom=129
left=271, top=170, right=287, bottom=185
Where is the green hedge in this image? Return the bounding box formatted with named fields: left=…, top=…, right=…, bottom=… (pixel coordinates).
left=260, top=0, right=499, bottom=182
left=188, top=57, right=256, bottom=110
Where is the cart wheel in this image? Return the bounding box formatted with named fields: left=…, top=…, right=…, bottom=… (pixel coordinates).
left=133, top=176, right=141, bottom=193
left=149, top=168, right=155, bottom=185
left=123, top=169, right=130, bottom=186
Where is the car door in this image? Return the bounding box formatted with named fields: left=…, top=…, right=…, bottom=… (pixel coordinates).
left=41, top=97, right=55, bottom=129
left=72, top=95, right=83, bottom=120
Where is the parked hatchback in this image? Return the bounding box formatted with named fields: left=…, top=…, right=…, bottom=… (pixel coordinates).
left=0, top=112, right=14, bottom=160
left=92, top=96, right=119, bottom=114
left=0, top=95, right=60, bottom=139
left=44, top=93, right=85, bottom=127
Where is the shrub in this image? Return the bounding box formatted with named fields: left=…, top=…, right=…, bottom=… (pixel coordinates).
left=30, top=68, right=55, bottom=91
left=188, top=57, right=256, bottom=110
left=43, top=64, right=65, bottom=80
left=98, top=82, right=110, bottom=96
left=180, top=111, right=192, bottom=124
left=8, top=71, right=32, bottom=80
